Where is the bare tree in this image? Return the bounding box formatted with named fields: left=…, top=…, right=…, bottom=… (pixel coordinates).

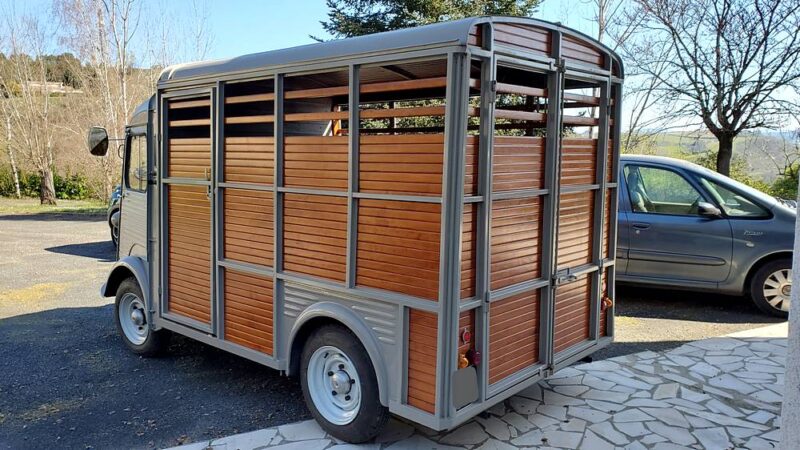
left=0, top=13, right=59, bottom=204
left=625, top=0, right=800, bottom=176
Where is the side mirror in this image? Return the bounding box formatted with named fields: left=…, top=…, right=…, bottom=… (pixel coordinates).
left=698, top=201, right=722, bottom=219
left=88, top=126, right=109, bottom=156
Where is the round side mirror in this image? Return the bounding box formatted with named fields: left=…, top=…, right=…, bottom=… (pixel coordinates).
left=88, top=126, right=109, bottom=156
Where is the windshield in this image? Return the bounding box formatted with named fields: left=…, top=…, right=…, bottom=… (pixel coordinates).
left=692, top=164, right=778, bottom=210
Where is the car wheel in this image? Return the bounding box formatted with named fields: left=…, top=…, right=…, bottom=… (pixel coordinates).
left=114, top=277, right=170, bottom=355
left=300, top=324, right=388, bottom=443
left=750, top=259, right=791, bottom=318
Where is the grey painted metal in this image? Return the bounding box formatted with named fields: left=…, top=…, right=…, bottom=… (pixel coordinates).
left=489, top=278, right=552, bottom=302
left=346, top=64, right=359, bottom=289
left=492, top=188, right=549, bottom=200
left=277, top=186, right=349, bottom=197
left=159, top=17, right=624, bottom=86
left=352, top=191, right=442, bottom=204
left=218, top=182, right=275, bottom=192
left=215, top=81, right=225, bottom=339
left=219, top=259, right=275, bottom=277
left=591, top=80, right=611, bottom=342
left=273, top=74, right=285, bottom=359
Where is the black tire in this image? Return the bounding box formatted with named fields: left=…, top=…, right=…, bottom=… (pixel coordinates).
left=109, top=210, right=119, bottom=248
left=114, top=277, right=170, bottom=356
left=299, top=324, right=389, bottom=443
left=750, top=258, right=791, bottom=318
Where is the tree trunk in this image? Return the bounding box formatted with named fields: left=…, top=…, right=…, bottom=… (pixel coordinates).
left=5, top=117, right=21, bottom=199
left=39, top=167, right=57, bottom=205
left=715, top=133, right=734, bottom=176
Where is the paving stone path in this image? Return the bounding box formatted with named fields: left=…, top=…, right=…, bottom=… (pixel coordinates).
left=170, top=331, right=785, bottom=450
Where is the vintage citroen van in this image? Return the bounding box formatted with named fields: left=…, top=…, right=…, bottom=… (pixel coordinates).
left=88, top=16, right=623, bottom=442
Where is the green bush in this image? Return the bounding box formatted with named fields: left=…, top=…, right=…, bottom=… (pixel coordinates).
left=0, top=166, right=95, bottom=200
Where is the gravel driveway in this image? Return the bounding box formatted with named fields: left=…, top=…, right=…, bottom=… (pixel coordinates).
left=0, top=213, right=784, bottom=449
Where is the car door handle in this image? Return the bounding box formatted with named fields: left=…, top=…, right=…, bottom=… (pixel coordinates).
left=632, top=222, right=651, bottom=230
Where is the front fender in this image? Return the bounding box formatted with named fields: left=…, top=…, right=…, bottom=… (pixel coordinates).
left=288, top=302, right=389, bottom=407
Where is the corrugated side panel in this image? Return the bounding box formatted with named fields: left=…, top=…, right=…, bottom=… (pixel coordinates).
left=489, top=290, right=540, bottom=384
left=224, top=269, right=274, bottom=355
left=464, top=135, right=479, bottom=196
left=359, top=134, right=443, bottom=196
left=167, top=185, right=211, bottom=324
left=461, top=203, right=477, bottom=299
left=168, top=138, right=211, bottom=178
left=556, top=191, right=594, bottom=270
left=283, top=193, right=347, bottom=282
left=562, top=35, right=605, bottom=69
left=492, top=23, right=550, bottom=58
left=408, top=309, right=437, bottom=414
left=224, top=137, right=274, bottom=184
left=490, top=197, right=542, bottom=290
left=553, top=275, right=591, bottom=354
left=284, top=136, right=348, bottom=190
left=492, top=136, right=545, bottom=192
left=560, top=138, right=597, bottom=186
left=224, top=189, right=274, bottom=267
left=356, top=199, right=441, bottom=300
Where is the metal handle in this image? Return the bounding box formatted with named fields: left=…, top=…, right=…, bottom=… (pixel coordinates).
left=632, top=222, right=650, bottom=230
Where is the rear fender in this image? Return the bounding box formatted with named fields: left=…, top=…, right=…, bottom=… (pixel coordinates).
left=101, top=256, right=155, bottom=328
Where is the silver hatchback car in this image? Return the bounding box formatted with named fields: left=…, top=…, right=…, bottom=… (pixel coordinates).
left=618, top=155, right=795, bottom=317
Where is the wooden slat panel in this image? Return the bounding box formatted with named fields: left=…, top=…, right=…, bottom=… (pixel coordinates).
left=224, top=269, right=274, bottom=355
left=283, top=194, right=347, bottom=282
left=603, top=188, right=614, bottom=259
left=284, top=136, right=348, bottom=190
left=490, top=197, right=542, bottom=291
left=224, top=137, right=274, bottom=184
left=168, top=138, right=211, bottom=179
left=492, top=136, right=545, bottom=192
left=168, top=185, right=211, bottom=324
left=408, top=309, right=437, bottom=413
left=224, top=189, right=273, bottom=267
left=356, top=199, right=441, bottom=300
left=359, top=134, right=443, bottom=196
left=461, top=204, right=477, bottom=300
left=560, top=138, right=597, bottom=186
left=557, top=191, right=594, bottom=270
left=464, top=136, right=479, bottom=196
left=493, top=23, right=550, bottom=56
left=489, top=290, right=540, bottom=384
left=468, top=24, right=482, bottom=47
left=169, top=98, right=210, bottom=109
left=553, top=275, right=591, bottom=353
left=608, top=139, right=615, bottom=182
left=563, top=35, right=605, bottom=68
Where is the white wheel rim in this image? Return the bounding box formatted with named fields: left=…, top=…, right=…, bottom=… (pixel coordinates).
left=119, top=293, right=148, bottom=345
left=763, top=268, right=792, bottom=312
left=307, top=345, right=361, bottom=425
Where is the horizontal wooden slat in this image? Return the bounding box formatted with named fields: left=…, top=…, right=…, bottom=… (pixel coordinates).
left=357, top=199, right=441, bottom=300
left=283, top=194, right=347, bottom=282
left=224, top=137, right=274, bottom=185
left=359, top=134, right=443, bottom=196
left=168, top=138, right=211, bottom=179
left=557, top=191, right=594, bottom=270
left=560, top=138, right=597, bottom=186
left=284, top=136, right=348, bottom=190
left=224, top=189, right=273, bottom=267
left=491, top=197, right=542, bottom=291
left=224, top=269, right=274, bottom=355
left=563, top=35, right=605, bottom=68
left=170, top=119, right=211, bottom=127
left=408, top=309, right=437, bottom=413
left=493, top=22, right=550, bottom=56
left=489, top=290, right=540, bottom=384
left=492, top=136, right=545, bottom=192
left=169, top=98, right=210, bottom=109
left=554, top=275, right=591, bottom=353
left=494, top=109, right=546, bottom=122
left=496, top=82, right=547, bottom=97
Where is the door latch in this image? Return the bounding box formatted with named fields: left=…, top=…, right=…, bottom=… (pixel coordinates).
left=554, top=273, right=578, bottom=286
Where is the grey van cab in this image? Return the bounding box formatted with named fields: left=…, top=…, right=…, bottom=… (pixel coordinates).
left=618, top=155, right=794, bottom=317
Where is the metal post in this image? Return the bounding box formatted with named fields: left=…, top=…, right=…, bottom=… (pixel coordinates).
left=590, top=80, right=610, bottom=341
left=274, top=74, right=285, bottom=359
left=346, top=65, right=360, bottom=288
left=214, top=82, right=225, bottom=338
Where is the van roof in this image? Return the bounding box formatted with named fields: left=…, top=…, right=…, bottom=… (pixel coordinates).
left=158, top=16, right=623, bottom=86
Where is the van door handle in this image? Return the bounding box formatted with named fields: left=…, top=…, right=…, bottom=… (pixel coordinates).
left=632, top=223, right=650, bottom=230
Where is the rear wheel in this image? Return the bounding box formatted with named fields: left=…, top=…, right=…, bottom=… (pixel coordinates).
left=750, top=259, right=791, bottom=318
left=114, top=277, right=170, bottom=355
left=300, top=324, right=388, bottom=443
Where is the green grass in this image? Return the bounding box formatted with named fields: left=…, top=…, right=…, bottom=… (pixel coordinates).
left=0, top=197, right=106, bottom=216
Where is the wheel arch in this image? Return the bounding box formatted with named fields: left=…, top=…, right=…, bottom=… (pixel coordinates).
left=287, top=302, right=389, bottom=407
left=101, top=256, right=155, bottom=328
left=743, top=251, right=793, bottom=294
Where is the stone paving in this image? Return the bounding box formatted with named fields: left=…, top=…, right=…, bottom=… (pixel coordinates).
left=169, top=325, right=786, bottom=450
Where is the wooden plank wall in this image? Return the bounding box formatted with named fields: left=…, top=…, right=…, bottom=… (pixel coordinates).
left=492, top=23, right=550, bottom=58
left=356, top=200, right=441, bottom=300
left=562, top=35, right=605, bottom=69
left=407, top=309, right=437, bottom=413
left=560, top=138, right=597, bottom=186
left=556, top=191, right=594, bottom=270
left=167, top=185, right=211, bottom=324
left=464, top=136, right=479, bottom=196
left=224, top=269, right=274, bottom=355
left=283, top=193, right=348, bottom=282
left=603, top=189, right=614, bottom=259
left=460, top=204, right=477, bottom=300
left=224, top=137, right=274, bottom=184
left=492, top=136, right=545, bottom=192
left=553, top=275, right=591, bottom=354
left=490, top=197, right=542, bottom=291
left=223, top=189, right=274, bottom=267
left=168, top=138, right=211, bottom=178
left=285, top=136, right=348, bottom=190
left=359, top=135, right=443, bottom=196
left=489, top=290, right=540, bottom=383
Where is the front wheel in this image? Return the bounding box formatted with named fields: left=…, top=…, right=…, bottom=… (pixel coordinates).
left=300, top=324, right=388, bottom=443
left=750, top=259, right=791, bottom=318
left=114, top=277, right=170, bottom=355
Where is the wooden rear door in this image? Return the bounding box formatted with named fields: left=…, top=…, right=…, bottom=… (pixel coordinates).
left=161, top=91, right=214, bottom=331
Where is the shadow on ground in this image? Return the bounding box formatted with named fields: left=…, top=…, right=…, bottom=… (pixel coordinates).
left=0, top=213, right=105, bottom=222
left=45, top=241, right=116, bottom=263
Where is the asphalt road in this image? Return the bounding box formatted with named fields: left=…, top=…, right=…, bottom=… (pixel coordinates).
left=0, top=213, right=785, bottom=449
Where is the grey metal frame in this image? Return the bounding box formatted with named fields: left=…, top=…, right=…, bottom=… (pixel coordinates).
left=143, top=18, right=622, bottom=432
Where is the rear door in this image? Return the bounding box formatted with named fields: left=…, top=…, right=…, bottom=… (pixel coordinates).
left=160, top=90, right=215, bottom=332
left=622, top=163, right=732, bottom=285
